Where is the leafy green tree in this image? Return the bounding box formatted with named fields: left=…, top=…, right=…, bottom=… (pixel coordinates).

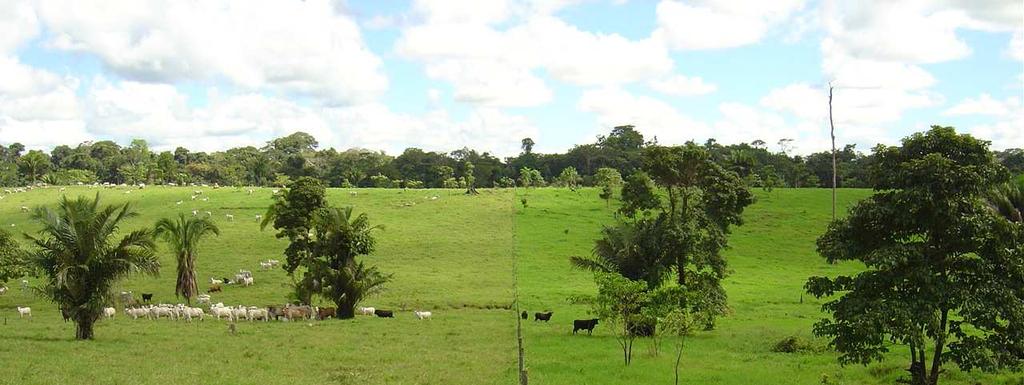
left=619, top=172, right=660, bottom=217
left=262, top=177, right=327, bottom=275
left=464, top=161, right=478, bottom=194
left=574, top=273, right=651, bottom=365
left=0, top=229, right=27, bottom=284
left=660, top=309, right=697, bottom=385
left=25, top=194, right=159, bottom=339
left=806, top=127, right=1022, bottom=385
left=625, top=144, right=753, bottom=328
left=594, top=167, right=623, bottom=189
left=521, top=137, right=535, bottom=154
left=154, top=214, right=220, bottom=305
left=18, top=150, right=50, bottom=183
left=555, top=166, right=583, bottom=189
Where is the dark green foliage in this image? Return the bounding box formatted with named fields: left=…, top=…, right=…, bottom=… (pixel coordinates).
left=618, top=172, right=660, bottom=217
left=263, top=178, right=390, bottom=317
left=0, top=229, right=27, bottom=284
left=806, top=126, right=1023, bottom=385
left=771, top=336, right=821, bottom=353
left=24, top=194, right=160, bottom=339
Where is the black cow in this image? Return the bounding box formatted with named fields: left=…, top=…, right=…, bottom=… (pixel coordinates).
left=534, top=311, right=553, bottom=322
left=573, top=319, right=599, bottom=335
left=520, top=311, right=528, bottom=320
left=374, top=309, right=394, bottom=318
left=141, top=293, right=153, bottom=303
left=60, top=307, right=71, bottom=322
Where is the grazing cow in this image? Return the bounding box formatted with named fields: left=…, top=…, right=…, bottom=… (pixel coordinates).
left=103, top=307, right=116, bottom=319
left=246, top=307, right=269, bottom=322
left=358, top=306, right=376, bottom=316
left=141, top=293, right=153, bottom=303
left=0, top=286, right=7, bottom=295
left=207, top=284, right=222, bottom=293
left=259, top=261, right=272, bottom=270
left=126, top=307, right=148, bottom=319
left=17, top=307, right=31, bottom=318
left=520, top=311, right=528, bottom=320
left=534, top=311, right=553, bottom=322
left=225, top=214, right=234, bottom=221
left=267, top=259, right=280, bottom=267
left=231, top=306, right=248, bottom=321
left=21, top=279, right=28, bottom=290
left=241, top=276, right=254, bottom=286
left=267, top=306, right=286, bottom=321
left=192, top=210, right=199, bottom=216
left=283, top=305, right=312, bottom=321
left=317, top=307, right=337, bottom=320
left=20, top=206, right=28, bottom=212
left=573, top=319, right=600, bottom=335
left=210, top=305, right=234, bottom=320
left=374, top=309, right=394, bottom=318
left=210, top=278, right=223, bottom=285
left=414, top=311, right=432, bottom=320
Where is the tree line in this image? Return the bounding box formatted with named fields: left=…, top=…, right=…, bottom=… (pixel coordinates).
left=4, top=126, right=1020, bottom=189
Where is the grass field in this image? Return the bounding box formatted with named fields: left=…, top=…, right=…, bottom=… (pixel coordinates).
left=0, top=186, right=1020, bottom=384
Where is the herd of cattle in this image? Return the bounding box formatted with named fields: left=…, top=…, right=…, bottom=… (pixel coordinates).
left=522, top=310, right=600, bottom=335
left=13, top=302, right=432, bottom=323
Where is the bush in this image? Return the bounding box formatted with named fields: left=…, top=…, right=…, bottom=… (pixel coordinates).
left=771, top=336, right=819, bottom=353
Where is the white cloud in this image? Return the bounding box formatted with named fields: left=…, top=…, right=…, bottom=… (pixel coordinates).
left=654, top=0, right=806, bottom=50
left=397, top=6, right=672, bottom=106
left=944, top=94, right=1020, bottom=117
left=648, top=75, right=717, bottom=96
left=822, top=1, right=972, bottom=64
left=35, top=0, right=387, bottom=104
left=578, top=87, right=710, bottom=144
left=0, top=0, right=39, bottom=54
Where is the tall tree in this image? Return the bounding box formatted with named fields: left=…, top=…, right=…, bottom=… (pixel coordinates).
left=154, top=214, right=220, bottom=305
left=625, top=144, right=753, bottom=328
left=521, top=137, right=535, bottom=154
left=25, top=194, right=159, bottom=339
left=0, top=229, right=27, bottom=285
left=806, top=127, right=1023, bottom=385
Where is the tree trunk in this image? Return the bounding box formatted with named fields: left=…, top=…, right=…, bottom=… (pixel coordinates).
left=674, top=340, right=684, bottom=385
left=336, top=298, right=356, bottom=319
left=928, top=310, right=949, bottom=385
left=828, top=84, right=837, bottom=221
left=75, top=316, right=95, bottom=340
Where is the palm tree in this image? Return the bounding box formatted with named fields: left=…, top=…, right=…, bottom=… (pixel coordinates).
left=985, top=177, right=1024, bottom=223
left=154, top=214, right=219, bottom=305
left=315, top=206, right=390, bottom=318
left=25, top=194, right=159, bottom=340
left=570, top=218, right=669, bottom=289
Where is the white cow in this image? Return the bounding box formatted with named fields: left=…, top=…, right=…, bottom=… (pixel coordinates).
left=225, top=214, right=234, bottom=221
left=231, top=306, right=248, bottom=321
left=210, top=278, right=223, bottom=285
left=17, top=307, right=31, bottom=318
left=20, top=206, right=28, bottom=212
left=103, top=307, right=116, bottom=319
left=358, top=307, right=376, bottom=316
left=20, top=279, right=28, bottom=290
left=176, top=201, right=183, bottom=205
left=126, top=307, right=148, bottom=319
left=259, top=261, right=272, bottom=270
left=246, top=307, right=269, bottom=322
left=267, top=259, right=280, bottom=267
left=414, top=311, right=433, bottom=320
left=0, top=286, right=6, bottom=295
left=210, top=304, right=233, bottom=320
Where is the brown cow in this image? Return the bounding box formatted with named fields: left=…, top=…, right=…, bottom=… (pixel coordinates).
left=317, top=307, right=336, bottom=320
left=283, top=305, right=312, bottom=321
left=207, top=284, right=222, bottom=293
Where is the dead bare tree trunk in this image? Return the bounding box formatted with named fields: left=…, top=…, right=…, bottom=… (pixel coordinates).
left=829, top=83, right=837, bottom=221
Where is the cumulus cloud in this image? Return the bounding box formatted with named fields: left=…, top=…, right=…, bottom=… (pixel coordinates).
left=943, top=94, right=1020, bottom=117
left=35, top=0, right=388, bottom=104
left=397, top=2, right=673, bottom=107
left=654, top=0, right=807, bottom=50
left=648, top=75, right=718, bottom=96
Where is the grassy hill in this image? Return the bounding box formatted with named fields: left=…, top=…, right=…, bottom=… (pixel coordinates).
left=0, top=186, right=1018, bottom=384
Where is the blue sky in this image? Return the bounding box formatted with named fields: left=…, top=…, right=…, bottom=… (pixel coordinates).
left=0, top=0, right=1020, bottom=157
